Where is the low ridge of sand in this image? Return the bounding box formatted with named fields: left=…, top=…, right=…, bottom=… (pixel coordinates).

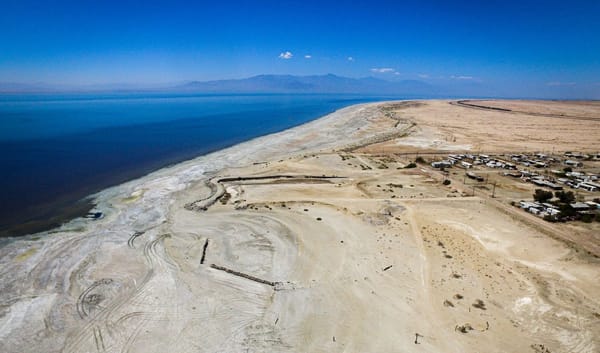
left=1, top=100, right=599, bottom=353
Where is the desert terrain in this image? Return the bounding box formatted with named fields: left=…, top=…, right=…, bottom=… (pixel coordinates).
left=1, top=100, right=599, bottom=353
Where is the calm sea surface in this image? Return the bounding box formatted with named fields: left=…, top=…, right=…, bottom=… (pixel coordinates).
left=0, top=93, right=397, bottom=237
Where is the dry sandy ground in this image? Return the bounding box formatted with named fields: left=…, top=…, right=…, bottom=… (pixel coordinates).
left=359, top=100, right=600, bottom=154
left=464, top=100, right=600, bottom=120
left=1, top=100, right=599, bottom=353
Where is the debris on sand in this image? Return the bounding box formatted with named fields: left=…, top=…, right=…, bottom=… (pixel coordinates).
left=210, top=264, right=277, bottom=287
left=531, top=343, right=552, bottom=353
left=455, top=323, right=474, bottom=334
left=472, top=299, right=487, bottom=310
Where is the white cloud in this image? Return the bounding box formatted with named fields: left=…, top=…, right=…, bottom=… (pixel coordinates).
left=418, top=74, right=430, bottom=79
left=451, top=75, right=473, bottom=80
left=304, top=55, right=312, bottom=59
left=547, top=81, right=576, bottom=86
left=347, top=56, right=354, bottom=61
left=278, top=51, right=293, bottom=59
left=370, top=68, right=395, bottom=73
left=370, top=67, right=400, bottom=76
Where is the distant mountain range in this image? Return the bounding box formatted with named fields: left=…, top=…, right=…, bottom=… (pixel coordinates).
left=0, top=74, right=437, bottom=96
left=2, top=74, right=597, bottom=99
left=178, top=74, right=435, bottom=96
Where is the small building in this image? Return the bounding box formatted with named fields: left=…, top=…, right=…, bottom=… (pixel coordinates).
left=431, top=161, right=452, bottom=168
left=467, top=172, right=484, bottom=182
left=564, top=160, right=583, bottom=167
left=584, top=201, right=600, bottom=209
left=503, top=172, right=522, bottom=178
left=570, top=202, right=591, bottom=211
left=585, top=181, right=600, bottom=189
left=544, top=181, right=563, bottom=191
left=531, top=178, right=546, bottom=186
left=519, top=201, right=538, bottom=209
left=577, top=183, right=597, bottom=192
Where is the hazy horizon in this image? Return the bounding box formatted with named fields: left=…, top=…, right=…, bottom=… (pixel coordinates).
left=1, top=0, right=599, bottom=98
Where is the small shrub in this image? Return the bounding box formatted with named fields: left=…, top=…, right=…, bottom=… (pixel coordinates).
left=405, top=162, right=417, bottom=169
left=533, top=189, right=553, bottom=203
left=581, top=214, right=593, bottom=223
left=443, top=179, right=451, bottom=186
left=555, top=190, right=575, bottom=204
left=415, top=156, right=426, bottom=164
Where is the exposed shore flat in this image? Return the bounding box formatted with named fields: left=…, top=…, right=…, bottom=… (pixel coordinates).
left=1, top=100, right=599, bottom=353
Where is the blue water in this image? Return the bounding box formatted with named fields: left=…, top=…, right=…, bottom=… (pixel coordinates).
left=0, top=92, right=396, bottom=236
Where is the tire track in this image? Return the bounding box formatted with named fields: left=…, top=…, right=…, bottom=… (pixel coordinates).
left=76, top=279, right=114, bottom=319
left=127, top=231, right=145, bottom=249
left=453, top=100, right=600, bottom=122
left=143, top=234, right=177, bottom=270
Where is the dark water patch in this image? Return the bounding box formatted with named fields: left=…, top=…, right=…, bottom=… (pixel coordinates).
left=0, top=198, right=94, bottom=238
left=0, top=93, right=400, bottom=238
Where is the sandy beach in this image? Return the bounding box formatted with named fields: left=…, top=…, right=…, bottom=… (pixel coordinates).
left=1, top=100, right=599, bottom=353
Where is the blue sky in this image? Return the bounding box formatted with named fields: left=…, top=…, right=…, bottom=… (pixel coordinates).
left=0, top=0, right=599, bottom=97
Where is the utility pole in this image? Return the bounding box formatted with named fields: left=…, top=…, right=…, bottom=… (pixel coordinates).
left=491, top=181, right=497, bottom=198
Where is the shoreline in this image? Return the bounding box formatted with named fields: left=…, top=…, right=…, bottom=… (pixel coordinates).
left=0, top=100, right=387, bottom=241
left=87, top=101, right=386, bottom=237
